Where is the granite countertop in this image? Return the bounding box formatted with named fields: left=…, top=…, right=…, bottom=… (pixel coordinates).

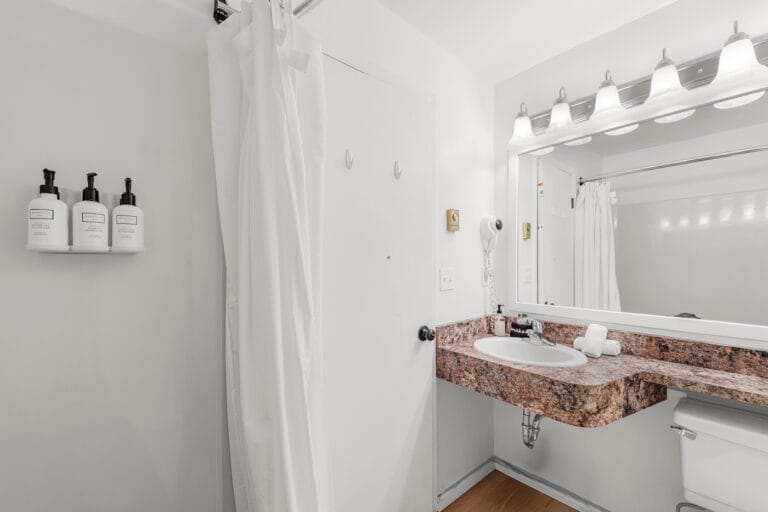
left=436, top=317, right=768, bottom=427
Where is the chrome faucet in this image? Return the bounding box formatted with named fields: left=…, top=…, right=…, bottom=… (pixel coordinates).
left=526, top=319, right=556, bottom=347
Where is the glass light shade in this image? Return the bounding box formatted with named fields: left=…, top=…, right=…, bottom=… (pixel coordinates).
left=530, top=146, right=554, bottom=156
left=646, top=49, right=695, bottom=123
left=715, top=24, right=761, bottom=79
left=711, top=22, right=768, bottom=109
left=591, top=70, right=639, bottom=136
left=592, top=71, right=623, bottom=117
left=509, top=103, right=534, bottom=141
left=546, top=87, right=573, bottom=131
left=648, top=61, right=684, bottom=98
left=564, top=136, right=592, bottom=146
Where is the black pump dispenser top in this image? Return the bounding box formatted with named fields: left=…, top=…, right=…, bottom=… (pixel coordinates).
left=40, top=169, right=60, bottom=198
left=82, top=172, right=100, bottom=202
left=120, top=178, right=136, bottom=206
left=496, top=304, right=504, bottom=314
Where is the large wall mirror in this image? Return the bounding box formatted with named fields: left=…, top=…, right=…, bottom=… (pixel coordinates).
left=512, top=94, right=768, bottom=339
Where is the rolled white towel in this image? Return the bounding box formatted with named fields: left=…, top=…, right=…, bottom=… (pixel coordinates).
left=602, top=339, right=621, bottom=356
left=585, top=323, right=608, bottom=341
left=573, top=336, right=621, bottom=356
left=582, top=336, right=604, bottom=358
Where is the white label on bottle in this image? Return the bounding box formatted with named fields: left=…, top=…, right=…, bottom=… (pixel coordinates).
left=115, top=215, right=137, bottom=225
left=30, top=209, right=54, bottom=220
left=81, top=212, right=105, bottom=223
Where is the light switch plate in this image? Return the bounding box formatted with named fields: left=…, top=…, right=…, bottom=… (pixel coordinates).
left=439, top=267, right=455, bottom=291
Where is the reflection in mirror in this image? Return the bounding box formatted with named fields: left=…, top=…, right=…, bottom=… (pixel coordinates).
left=516, top=94, right=768, bottom=326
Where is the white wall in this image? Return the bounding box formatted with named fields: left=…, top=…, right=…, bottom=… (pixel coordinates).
left=0, top=2, right=226, bottom=511
left=493, top=1, right=768, bottom=510
left=494, top=391, right=686, bottom=512
left=302, top=0, right=495, bottom=499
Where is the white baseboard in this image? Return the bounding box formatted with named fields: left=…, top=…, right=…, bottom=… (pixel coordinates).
left=435, top=458, right=495, bottom=511
left=494, top=458, right=608, bottom=512
left=435, top=456, right=607, bottom=512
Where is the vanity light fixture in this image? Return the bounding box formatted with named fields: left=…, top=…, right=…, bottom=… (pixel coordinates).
left=647, top=49, right=695, bottom=124
left=546, top=87, right=574, bottom=132
left=509, top=103, right=534, bottom=142
left=712, top=21, right=768, bottom=109
left=591, top=70, right=639, bottom=136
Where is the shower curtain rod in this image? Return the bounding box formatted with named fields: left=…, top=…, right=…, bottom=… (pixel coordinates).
left=214, top=0, right=323, bottom=23
left=578, top=144, right=768, bottom=185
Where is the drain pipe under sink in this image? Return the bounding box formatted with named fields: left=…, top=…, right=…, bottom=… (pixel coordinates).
left=522, top=409, right=544, bottom=449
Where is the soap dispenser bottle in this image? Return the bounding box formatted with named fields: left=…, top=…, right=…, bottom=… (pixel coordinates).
left=27, top=169, right=69, bottom=251
left=111, top=178, right=144, bottom=252
left=72, top=172, right=108, bottom=251
left=494, top=304, right=506, bottom=336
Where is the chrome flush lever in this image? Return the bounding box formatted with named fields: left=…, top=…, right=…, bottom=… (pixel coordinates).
left=670, top=424, right=698, bottom=440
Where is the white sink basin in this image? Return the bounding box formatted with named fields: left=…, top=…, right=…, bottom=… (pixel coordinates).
left=474, top=337, right=587, bottom=368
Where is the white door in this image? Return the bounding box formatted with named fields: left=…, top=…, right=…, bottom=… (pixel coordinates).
left=323, top=57, right=436, bottom=512
left=537, top=160, right=575, bottom=307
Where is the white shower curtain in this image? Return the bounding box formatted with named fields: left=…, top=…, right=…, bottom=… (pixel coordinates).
left=207, top=2, right=334, bottom=511
left=574, top=181, right=622, bottom=311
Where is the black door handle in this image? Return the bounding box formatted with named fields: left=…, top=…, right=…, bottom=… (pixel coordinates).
left=418, top=326, right=436, bottom=342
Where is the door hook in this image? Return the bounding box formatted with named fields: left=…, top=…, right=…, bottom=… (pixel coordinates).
left=345, top=149, right=354, bottom=170
left=394, top=161, right=403, bottom=180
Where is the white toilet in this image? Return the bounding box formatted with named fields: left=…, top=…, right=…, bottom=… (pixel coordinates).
left=674, top=398, right=768, bottom=512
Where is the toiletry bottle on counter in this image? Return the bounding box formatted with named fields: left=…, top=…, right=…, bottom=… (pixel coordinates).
left=27, top=169, right=68, bottom=250
left=72, top=172, right=108, bottom=251
left=494, top=304, right=506, bottom=336
left=111, top=178, right=144, bottom=251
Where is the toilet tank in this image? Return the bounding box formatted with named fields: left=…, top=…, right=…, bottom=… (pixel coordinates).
left=674, top=398, right=768, bottom=512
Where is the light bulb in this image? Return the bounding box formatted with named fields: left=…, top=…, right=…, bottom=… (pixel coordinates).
left=712, top=21, right=768, bottom=109
left=509, top=102, right=534, bottom=142
left=546, top=87, right=573, bottom=132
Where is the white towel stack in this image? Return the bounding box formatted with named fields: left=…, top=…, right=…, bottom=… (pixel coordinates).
left=574, top=323, right=621, bottom=358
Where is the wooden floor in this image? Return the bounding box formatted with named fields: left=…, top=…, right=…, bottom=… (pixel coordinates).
left=444, top=470, right=576, bottom=512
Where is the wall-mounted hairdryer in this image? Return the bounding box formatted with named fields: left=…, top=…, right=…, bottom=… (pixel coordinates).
left=480, top=216, right=503, bottom=253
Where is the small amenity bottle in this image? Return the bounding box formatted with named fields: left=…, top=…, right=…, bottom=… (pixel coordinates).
left=494, top=304, right=506, bottom=336
left=111, top=178, right=144, bottom=252
left=72, top=172, right=108, bottom=251
left=27, top=168, right=69, bottom=251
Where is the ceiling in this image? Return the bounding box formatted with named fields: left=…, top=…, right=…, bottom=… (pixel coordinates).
left=376, top=0, right=679, bottom=84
